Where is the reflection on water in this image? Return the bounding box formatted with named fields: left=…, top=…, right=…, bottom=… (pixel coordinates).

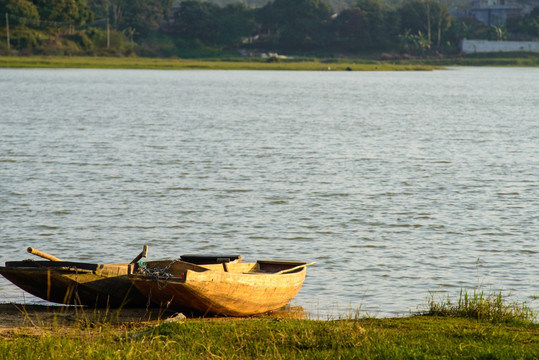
left=0, top=67, right=538, bottom=317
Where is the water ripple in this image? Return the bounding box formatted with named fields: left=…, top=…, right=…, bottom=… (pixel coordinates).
left=0, top=68, right=538, bottom=317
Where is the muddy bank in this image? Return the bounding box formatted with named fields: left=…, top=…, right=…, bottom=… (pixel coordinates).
left=0, top=303, right=306, bottom=336
left=0, top=303, right=170, bottom=334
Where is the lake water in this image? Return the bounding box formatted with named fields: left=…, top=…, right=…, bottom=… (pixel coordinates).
left=0, top=67, right=537, bottom=318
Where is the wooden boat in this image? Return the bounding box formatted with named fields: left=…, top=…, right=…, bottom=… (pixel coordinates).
left=0, top=248, right=244, bottom=308
left=128, top=259, right=313, bottom=316
left=0, top=246, right=151, bottom=308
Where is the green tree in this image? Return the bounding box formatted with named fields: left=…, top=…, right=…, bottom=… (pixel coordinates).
left=0, top=0, right=39, bottom=20
left=173, top=1, right=255, bottom=47
left=173, top=0, right=220, bottom=44
left=31, top=0, right=93, bottom=26
left=85, top=0, right=108, bottom=19
left=257, top=0, right=333, bottom=50
left=490, top=23, right=507, bottom=41
left=399, top=0, right=450, bottom=48
left=334, top=7, right=368, bottom=50
left=215, top=3, right=256, bottom=46
left=106, top=0, right=124, bottom=30
left=398, top=28, right=430, bottom=53
left=507, top=6, right=539, bottom=37
left=333, top=0, right=399, bottom=51
left=118, top=0, right=172, bottom=38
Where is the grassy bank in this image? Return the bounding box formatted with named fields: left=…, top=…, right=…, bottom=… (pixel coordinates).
left=1, top=54, right=538, bottom=71
left=397, top=53, right=539, bottom=67
left=1, top=314, right=537, bottom=359
left=0, top=55, right=441, bottom=71
left=0, top=291, right=537, bottom=359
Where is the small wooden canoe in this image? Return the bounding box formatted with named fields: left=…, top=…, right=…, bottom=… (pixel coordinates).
left=129, top=259, right=312, bottom=316
left=0, top=246, right=151, bottom=308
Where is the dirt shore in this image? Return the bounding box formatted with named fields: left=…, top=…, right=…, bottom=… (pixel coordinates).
left=0, top=303, right=170, bottom=335
left=0, top=303, right=306, bottom=336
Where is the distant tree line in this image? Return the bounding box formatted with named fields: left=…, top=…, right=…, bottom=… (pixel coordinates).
left=1, top=0, right=539, bottom=57
left=164, top=0, right=454, bottom=54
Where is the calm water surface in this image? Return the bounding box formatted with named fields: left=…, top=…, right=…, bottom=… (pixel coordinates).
left=0, top=67, right=537, bottom=317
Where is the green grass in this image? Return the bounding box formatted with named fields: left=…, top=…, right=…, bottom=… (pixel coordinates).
left=0, top=291, right=537, bottom=360
left=1, top=53, right=539, bottom=70
left=393, top=52, right=539, bottom=67
left=2, top=54, right=538, bottom=71
left=0, top=55, right=441, bottom=71
left=422, top=290, right=538, bottom=324
left=410, top=57, right=539, bottom=67
left=1, top=316, right=537, bottom=359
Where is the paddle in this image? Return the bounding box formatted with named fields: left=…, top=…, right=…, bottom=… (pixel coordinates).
left=130, top=244, right=149, bottom=264
left=276, top=262, right=316, bottom=275
left=27, top=247, right=62, bottom=262
left=27, top=245, right=148, bottom=264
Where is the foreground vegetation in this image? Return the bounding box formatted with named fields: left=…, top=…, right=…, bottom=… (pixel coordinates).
left=2, top=316, right=537, bottom=359
left=426, top=289, right=537, bottom=324
left=0, top=290, right=537, bottom=359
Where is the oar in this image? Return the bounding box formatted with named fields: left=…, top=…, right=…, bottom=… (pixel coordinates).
left=130, top=244, right=149, bottom=264
left=276, top=262, right=316, bottom=275
left=28, top=245, right=149, bottom=264
left=27, top=247, right=62, bottom=262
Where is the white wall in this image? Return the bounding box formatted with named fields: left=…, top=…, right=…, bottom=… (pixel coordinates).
left=461, top=39, right=539, bottom=53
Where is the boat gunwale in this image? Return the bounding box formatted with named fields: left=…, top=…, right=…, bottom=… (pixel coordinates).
left=129, top=259, right=308, bottom=283
left=3, top=260, right=131, bottom=271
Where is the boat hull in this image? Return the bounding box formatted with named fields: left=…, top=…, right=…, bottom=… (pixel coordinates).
left=0, top=261, right=148, bottom=308
left=130, top=260, right=307, bottom=316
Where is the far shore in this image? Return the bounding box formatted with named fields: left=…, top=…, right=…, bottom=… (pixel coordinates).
left=1, top=54, right=538, bottom=71
left=0, top=55, right=443, bottom=71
